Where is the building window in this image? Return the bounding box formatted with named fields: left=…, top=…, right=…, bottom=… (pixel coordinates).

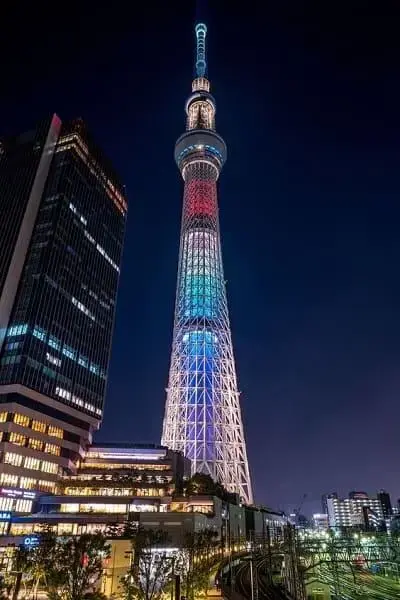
left=60, top=504, right=79, bottom=513
left=44, top=443, right=60, bottom=457
left=48, top=425, right=63, bottom=439
left=28, top=438, right=43, bottom=451
left=48, top=336, right=61, bottom=351
left=13, top=413, right=30, bottom=428
left=7, top=324, right=28, bottom=337
left=24, top=457, right=40, bottom=471
left=15, top=499, right=33, bottom=513
left=31, top=420, right=46, bottom=433
left=62, top=346, right=75, bottom=360
left=9, top=432, right=26, bottom=447
left=19, top=477, right=36, bottom=490
left=4, top=452, right=23, bottom=467
left=46, top=352, right=61, bottom=367
left=41, top=461, right=58, bottom=475
left=0, top=474, right=18, bottom=487
left=0, top=498, right=13, bottom=511
left=38, top=480, right=56, bottom=493
left=32, top=327, right=46, bottom=341
left=0, top=412, right=8, bottom=423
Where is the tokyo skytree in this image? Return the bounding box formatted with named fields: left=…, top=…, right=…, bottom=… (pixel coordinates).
left=161, top=21, right=253, bottom=505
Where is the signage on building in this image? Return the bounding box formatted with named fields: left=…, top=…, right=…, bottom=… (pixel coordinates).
left=0, top=512, right=11, bottom=521
left=0, top=488, right=36, bottom=500
left=23, top=536, right=40, bottom=547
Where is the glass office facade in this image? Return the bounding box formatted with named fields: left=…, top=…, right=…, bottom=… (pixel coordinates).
left=0, top=116, right=127, bottom=493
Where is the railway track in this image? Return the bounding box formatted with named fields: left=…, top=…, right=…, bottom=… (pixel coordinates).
left=224, top=555, right=291, bottom=600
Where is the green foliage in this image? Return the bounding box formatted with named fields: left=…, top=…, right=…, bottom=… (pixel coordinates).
left=176, top=529, right=219, bottom=600
left=183, top=473, right=232, bottom=501
left=122, top=528, right=173, bottom=600
left=12, top=530, right=109, bottom=600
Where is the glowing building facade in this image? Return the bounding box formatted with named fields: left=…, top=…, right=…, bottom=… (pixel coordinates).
left=162, top=23, right=253, bottom=504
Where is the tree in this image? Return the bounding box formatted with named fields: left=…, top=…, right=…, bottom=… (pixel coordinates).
left=122, top=528, right=173, bottom=600
left=47, top=532, right=110, bottom=600
left=10, top=527, right=58, bottom=599
left=183, top=473, right=232, bottom=502
left=175, top=529, right=219, bottom=600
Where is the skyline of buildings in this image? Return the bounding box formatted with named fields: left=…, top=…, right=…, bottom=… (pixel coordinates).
left=0, top=116, right=127, bottom=500
left=0, top=16, right=396, bottom=525
left=161, top=23, right=253, bottom=505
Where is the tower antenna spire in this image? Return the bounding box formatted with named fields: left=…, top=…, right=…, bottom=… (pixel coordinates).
left=195, top=22, right=207, bottom=77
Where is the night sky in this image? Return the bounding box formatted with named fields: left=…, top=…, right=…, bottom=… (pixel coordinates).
left=2, top=1, right=400, bottom=515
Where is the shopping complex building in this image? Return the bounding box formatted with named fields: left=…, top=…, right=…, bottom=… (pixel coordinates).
left=0, top=443, right=285, bottom=554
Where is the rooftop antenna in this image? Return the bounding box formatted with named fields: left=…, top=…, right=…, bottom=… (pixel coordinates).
left=195, top=22, right=207, bottom=78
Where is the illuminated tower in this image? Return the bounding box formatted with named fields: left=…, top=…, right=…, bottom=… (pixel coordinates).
left=162, top=23, right=253, bottom=504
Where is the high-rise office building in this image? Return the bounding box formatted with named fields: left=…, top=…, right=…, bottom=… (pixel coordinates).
left=161, top=23, right=253, bottom=504
left=0, top=116, right=127, bottom=506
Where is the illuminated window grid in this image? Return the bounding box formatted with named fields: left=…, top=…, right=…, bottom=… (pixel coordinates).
left=9, top=432, right=26, bottom=447
left=28, top=437, right=44, bottom=452
left=13, top=413, right=30, bottom=428
left=48, top=425, right=63, bottom=439
left=0, top=412, right=7, bottom=423
left=44, top=443, right=61, bottom=457
left=31, top=420, right=46, bottom=433
left=4, top=452, right=23, bottom=467
left=0, top=474, right=18, bottom=487
left=19, top=477, right=36, bottom=490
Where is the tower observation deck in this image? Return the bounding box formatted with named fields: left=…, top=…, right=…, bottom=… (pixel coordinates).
left=161, top=22, right=253, bottom=505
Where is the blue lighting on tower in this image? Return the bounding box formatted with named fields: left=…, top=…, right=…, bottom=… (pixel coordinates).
left=195, top=23, right=207, bottom=77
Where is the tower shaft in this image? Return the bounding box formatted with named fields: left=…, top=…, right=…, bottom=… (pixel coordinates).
left=162, top=23, right=253, bottom=505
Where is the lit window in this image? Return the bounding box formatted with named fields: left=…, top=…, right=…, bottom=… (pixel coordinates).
left=9, top=432, right=26, bottom=446
left=28, top=438, right=43, bottom=451
left=0, top=497, right=13, bottom=511
left=46, top=352, right=61, bottom=367
left=44, top=443, right=60, bottom=457
left=19, top=477, right=36, bottom=490
left=24, top=456, right=40, bottom=470
left=31, top=420, right=46, bottom=433
left=13, top=413, right=30, bottom=428
left=62, top=345, right=75, bottom=360
left=40, top=461, right=58, bottom=475
left=7, top=324, right=28, bottom=337
left=71, top=297, right=95, bottom=322
left=55, top=387, right=84, bottom=408
left=4, top=452, right=23, bottom=467
left=15, top=499, right=33, bottom=513
left=48, top=425, right=63, bottom=439
left=0, top=412, right=8, bottom=423
left=0, top=474, right=18, bottom=487
left=48, top=336, right=61, bottom=351
left=32, top=327, right=46, bottom=341
left=38, top=480, right=56, bottom=493
left=60, top=503, right=79, bottom=513
left=78, top=356, right=88, bottom=368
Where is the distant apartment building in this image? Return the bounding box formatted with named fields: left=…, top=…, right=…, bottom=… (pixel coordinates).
left=325, top=491, right=384, bottom=529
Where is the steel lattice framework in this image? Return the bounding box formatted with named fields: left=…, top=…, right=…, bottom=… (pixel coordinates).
left=162, top=23, right=253, bottom=505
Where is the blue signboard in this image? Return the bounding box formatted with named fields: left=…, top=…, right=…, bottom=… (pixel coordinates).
left=23, top=536, right=40, bottom=547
